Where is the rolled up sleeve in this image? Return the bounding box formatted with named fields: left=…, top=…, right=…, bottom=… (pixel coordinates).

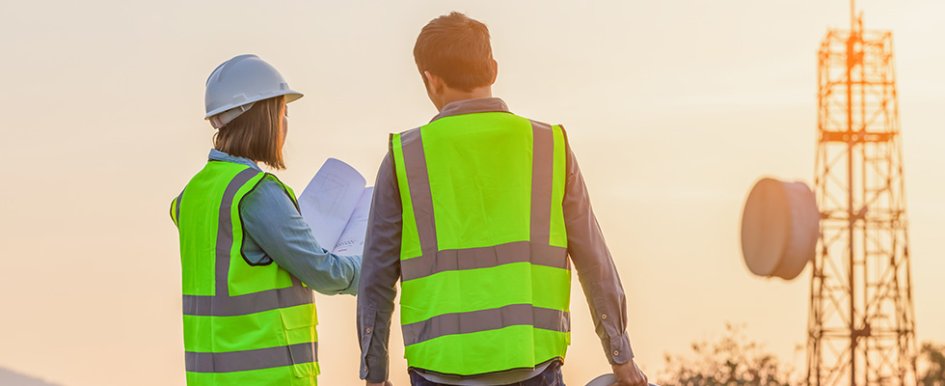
left=358, top=152, right=402, bottom=382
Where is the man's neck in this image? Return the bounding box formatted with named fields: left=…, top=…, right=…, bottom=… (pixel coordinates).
left=436, top=86, right=493, bottom=111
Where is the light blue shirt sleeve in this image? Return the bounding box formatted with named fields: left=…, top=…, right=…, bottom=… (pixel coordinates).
left=240, top=177, right=361, bottom=296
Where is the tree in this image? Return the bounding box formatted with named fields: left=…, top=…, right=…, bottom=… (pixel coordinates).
left=658, top=323, right=798, bottom=386
left=920, top=342, right=945, bottom=386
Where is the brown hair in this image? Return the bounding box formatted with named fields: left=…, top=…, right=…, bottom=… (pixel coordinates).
left=414, top=12, right=496, bottom=92
left=213, top=96, right=286, bottom=169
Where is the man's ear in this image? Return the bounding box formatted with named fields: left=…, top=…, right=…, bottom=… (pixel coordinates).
left=424, top=70, right=445, bottom=93
left=423, top=70, right=436, bottom=88
left=490, top=59, right=499, bottom=85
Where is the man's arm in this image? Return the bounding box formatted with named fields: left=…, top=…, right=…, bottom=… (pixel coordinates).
left=562, top=134, right=635, bottom=364
left=358, top=152, right=402, bottom=384
left=562, top=132, right=647, bottom=386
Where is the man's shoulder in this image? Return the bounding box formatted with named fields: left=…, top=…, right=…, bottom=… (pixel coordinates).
left=520, top=117, right=569, bottom=141
left=527, top=117, right=556, bottom=131
left=388, top=126, right=421, bottom=142
left=396, top=126, right=422, bottom=135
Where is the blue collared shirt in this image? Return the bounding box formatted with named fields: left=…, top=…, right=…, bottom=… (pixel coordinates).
left=208, top=149, right=360, bottom=295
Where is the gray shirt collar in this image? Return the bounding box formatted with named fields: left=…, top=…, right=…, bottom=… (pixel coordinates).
left=431, top=97, right=510, bottom=122
left=208, top=148, right=261, bottom=171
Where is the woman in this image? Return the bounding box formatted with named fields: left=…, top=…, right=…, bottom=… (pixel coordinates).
left=169, top=54, right=360, bottom=386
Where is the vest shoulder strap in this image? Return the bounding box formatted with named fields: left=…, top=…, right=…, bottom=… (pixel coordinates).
left=258, top=173, right=300, bottom=212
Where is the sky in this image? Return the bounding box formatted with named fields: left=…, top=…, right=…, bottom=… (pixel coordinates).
left=0, top=1, right=942, bottom=385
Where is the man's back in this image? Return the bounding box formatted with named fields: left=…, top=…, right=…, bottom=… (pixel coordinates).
left=418, top=111, right=534, bottom=248
left=359, top=11, right=645, bottom=386
left=359, top=98, right=637, bottom=385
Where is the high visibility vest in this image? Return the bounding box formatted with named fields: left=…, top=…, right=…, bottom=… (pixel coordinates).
left=170, top=160, right=319, bottom=386
left=391, top=112, right=572, bottom=376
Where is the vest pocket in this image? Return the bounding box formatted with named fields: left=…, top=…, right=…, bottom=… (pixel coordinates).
left=281, top=307, right=318, bottom=378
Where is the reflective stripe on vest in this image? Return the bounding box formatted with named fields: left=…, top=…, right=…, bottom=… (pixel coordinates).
left=174, top=162, right=318, bottom=385
left=185, top=342, right=318, bottom=373
left=170, top=191, right=183, bottom=227
left=402, top=304, right=570, bottom=346
left=391, top=113, right=571, bottom=376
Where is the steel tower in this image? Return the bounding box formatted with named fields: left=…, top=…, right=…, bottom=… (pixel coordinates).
left=807, top=2, right=918, bottom=385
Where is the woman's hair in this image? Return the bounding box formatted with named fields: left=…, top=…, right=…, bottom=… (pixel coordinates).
left=213, top=96, right=286, bottom=169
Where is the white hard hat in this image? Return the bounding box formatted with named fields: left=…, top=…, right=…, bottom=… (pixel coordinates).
left=204, top=54, right=303, bottom=129
left=586, top=374, right=660, bottom=386
left=586, top=374, right=616, bottom=386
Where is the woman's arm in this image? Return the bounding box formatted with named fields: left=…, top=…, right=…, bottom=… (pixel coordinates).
left=240, top=177, right=361, bottom=295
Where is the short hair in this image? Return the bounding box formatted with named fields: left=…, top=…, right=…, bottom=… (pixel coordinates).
left=213, top=96, right=286, bottom=169
left=414, top=12, right=496, bottom=92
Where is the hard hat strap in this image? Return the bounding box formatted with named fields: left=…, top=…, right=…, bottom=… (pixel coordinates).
left=209, top=102, right=255, bottom=129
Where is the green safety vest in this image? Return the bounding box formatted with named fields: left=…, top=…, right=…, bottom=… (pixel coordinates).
left=391, top=112, right=572, bottom=376
left=170, top=160, right=319, bottom=386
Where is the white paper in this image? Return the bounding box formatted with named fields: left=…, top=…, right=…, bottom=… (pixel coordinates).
left=298, top=158, right=372, bottom=256
left=332, top=187, right=373, bottom=256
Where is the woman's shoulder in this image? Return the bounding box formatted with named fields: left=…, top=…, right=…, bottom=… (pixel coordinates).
left=242, top=174, right=295, bottom=208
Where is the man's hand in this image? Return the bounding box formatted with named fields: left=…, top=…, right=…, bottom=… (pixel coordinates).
left=366, top=381, right=392, bottom=386
left=612, top=359, right=648, bottom=386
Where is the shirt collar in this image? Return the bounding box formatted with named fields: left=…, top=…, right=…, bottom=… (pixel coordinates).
left=431, top=97, right=510, bottom=122
left=208, top=149, right=261, bottom=171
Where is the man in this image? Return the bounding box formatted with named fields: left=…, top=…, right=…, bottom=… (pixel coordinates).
left=358, top=12, right=647, bottom=386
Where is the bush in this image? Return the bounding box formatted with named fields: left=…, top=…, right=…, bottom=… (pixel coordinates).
left=920, top=342, right=945, bottom=386
left=658, top=323, right=797, bottom=386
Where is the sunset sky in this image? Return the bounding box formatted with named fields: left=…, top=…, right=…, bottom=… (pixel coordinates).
left=0, top=1, right=942, bottom=385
